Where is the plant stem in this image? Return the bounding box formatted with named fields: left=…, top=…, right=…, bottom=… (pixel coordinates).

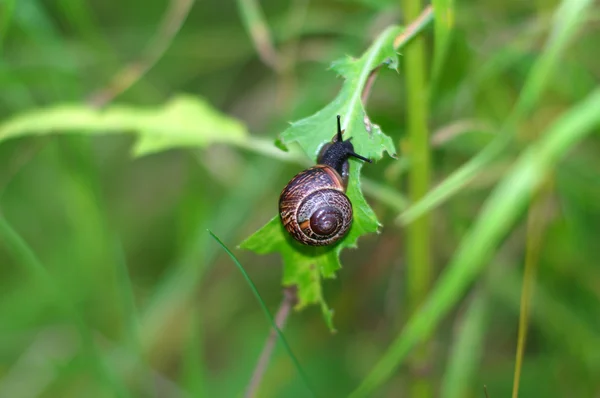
left=245, top=287, right=297, bottom=398
left=236, top=0, right=281, bottom=72
left=401, top=1, right=432, bottom=397
left=209, top=231, right=316, bottom=397
left=512, top=180, right=552, bottom=398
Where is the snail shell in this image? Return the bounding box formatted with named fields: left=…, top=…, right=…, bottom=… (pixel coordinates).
left=279, top=165, right=352, bottom=246
left=278, top=115, right=371, bottom=247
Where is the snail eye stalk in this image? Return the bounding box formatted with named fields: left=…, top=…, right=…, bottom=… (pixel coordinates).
left=336, top=114, right=344, bottom=142
left=349, top=151, right=372, bottom=163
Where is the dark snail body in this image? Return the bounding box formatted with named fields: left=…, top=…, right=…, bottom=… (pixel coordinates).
left=279, top=116, right=371, bottom=246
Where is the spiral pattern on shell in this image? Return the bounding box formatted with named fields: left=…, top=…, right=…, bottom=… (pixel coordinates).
left=279, top=165, right=353, bottom=246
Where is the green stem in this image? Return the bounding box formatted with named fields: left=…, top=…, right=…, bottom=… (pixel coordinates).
left=512, top=180, right=551, bottom=398
left=401, top=1, right=432, bottom=397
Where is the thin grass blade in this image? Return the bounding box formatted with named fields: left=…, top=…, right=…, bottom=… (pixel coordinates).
left=208, top=230, right=317, bottom=398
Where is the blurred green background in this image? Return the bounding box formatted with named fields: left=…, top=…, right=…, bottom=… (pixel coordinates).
left=1, top=0, right=599, bottom=397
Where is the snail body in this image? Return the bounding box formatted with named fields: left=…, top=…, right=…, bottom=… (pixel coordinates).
left=279, top=116, right=371, bottom=246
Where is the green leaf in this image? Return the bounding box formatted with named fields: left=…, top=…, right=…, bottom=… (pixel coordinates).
left=0, top=94, right=247, bottom=156
left=240, top=217, right=338, bottom=331
left=240, top=26, right=402, bottom=330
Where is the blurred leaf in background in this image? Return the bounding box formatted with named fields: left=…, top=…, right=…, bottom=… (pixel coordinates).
left=0, top=94, right=247, bottom=156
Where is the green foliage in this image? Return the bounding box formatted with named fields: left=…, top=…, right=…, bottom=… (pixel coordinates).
left=398, top=0, right=596, bottom=226
left=0, top=0, right=16, bottom=52
left=431, top=0, right=454, bottom=88
left=241, top=26, right=400, bottom=329
left=0, top=95, right=247, bottom=156
left=351, top=88, right=600, bottom=397
left=440, top=290, right=489, bottom=398
left=1, top=0, right=600, bottom=397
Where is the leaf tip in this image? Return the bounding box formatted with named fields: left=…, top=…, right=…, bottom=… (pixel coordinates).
left=274, top=136, right=289, bottom=151
left=321, top=303, right=336, bottom=332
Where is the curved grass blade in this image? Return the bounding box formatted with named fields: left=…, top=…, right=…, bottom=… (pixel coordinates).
left=139, top=157, right=280, bottom=367
left=208, top=230, right=317, bottom=398
left=350, top=88, right=600, bottom=397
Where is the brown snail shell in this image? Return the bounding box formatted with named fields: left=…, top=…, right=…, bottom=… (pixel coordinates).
left=278, top=115, right=372, bottom=247
left=279, top=165, right=352, bottom=246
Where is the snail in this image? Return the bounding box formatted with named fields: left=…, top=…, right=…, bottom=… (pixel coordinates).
left=279, top=115, right=372, bottom=246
